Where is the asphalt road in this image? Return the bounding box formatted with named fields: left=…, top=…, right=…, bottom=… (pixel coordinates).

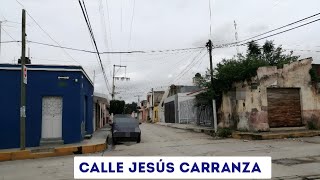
left=0, top=123, right=320, bottom=180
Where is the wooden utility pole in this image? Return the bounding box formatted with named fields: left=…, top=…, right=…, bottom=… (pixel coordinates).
left=206, top=39, right=217, bottom=133
left=20, top=9, right=26, bottom=150
left=112, top=65, right=115, bottom=100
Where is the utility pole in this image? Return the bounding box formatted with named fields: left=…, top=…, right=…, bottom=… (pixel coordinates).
left=151, top=88, right=154, bottom=122
left=112, top=65, right=115, bottom=100
left=234, top=20, right=239, bottom=54
left=112, top=64, right=129, bottom=100
left=206, top=39, right=217, bottom=133
left=152, top=88, right=154, bottom=109
left=20, top=9, right=26, bottom=150
left=134, top=95, right=141, bottom=120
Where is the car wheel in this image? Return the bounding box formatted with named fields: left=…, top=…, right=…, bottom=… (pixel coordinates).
left=137, top=134, right=141, bottom=143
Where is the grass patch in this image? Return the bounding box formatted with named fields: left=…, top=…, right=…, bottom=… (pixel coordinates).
left=217, top=128, right=233, bottom=138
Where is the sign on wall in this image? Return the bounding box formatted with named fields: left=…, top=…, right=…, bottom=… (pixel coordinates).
left=23, top=65, right=27, bottom=84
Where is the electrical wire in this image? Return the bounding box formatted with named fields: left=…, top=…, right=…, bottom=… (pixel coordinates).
left=171, top=48, right=205, bottom=84
left=215, top=17, right=320, bottom=49
left=105, top=0, right=113, bottom=51
left=78, top=0, right=111, bottom=93
left=27, top=40, right=204, bottom=54
left=240, top=18, right=320, bottom=45
left=0, top=40, right=20, bottom=44
left=208, top=0, right=212, bottom=39
left=217, top=12, right=320, bottom=48
left=173, top=50, right=207, bottom=83
left=128, top=0, right=136, bottom=50
left=240, top=12, right=320, bottom=43
left=99, top=0, right=113, bottom=83
left=1, top=27, right=20, bottom=46
left=25, top=10, right=81, bottom=65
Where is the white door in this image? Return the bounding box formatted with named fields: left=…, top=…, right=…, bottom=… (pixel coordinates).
left=42, top=96, right=63, bottom=139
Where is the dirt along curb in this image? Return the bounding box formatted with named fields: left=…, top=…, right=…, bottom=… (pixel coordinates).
left=0, top=143, right=107, bottom=162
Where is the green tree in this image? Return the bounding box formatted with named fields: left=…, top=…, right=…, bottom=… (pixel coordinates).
left=124, top=102, right=138, bottom=114
left=110, top=100, right=125, bottom=114
left=196, top=40, right=299, bottom=107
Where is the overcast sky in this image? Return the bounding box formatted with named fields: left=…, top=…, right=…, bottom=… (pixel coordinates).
left=1, top=0, right=320, bottom=103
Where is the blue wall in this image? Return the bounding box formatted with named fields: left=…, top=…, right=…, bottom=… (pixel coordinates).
left=0, top=64, right=94, bottom=149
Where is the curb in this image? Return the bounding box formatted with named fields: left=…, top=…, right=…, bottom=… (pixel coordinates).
left=0, top=143, right=107, bottom=162
left=232, top=130, right=320, bottom=140
left=156, top=123, right=215, bottom=135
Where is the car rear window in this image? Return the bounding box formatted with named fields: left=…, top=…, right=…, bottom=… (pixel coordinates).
left=114, top=118, right=139, bottom=127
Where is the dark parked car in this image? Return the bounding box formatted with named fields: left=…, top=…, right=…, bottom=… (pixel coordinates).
left=111, top=114, right=141, bottom=144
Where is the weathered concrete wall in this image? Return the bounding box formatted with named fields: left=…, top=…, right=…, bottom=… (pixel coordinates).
left=220, top=57, right=320, bottom=131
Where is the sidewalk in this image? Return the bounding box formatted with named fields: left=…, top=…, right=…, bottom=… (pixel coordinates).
left=156, top=122, right=320, bottom=140
left=156, top=122, right=215, bottom=136
left=0, top=125, right=111, bottom=162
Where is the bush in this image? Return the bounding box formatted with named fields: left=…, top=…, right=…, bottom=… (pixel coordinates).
left=217, top=128, right=233, bottom=138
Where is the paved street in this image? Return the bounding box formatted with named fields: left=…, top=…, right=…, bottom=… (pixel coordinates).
left=1, top=123, right=320, bottom=179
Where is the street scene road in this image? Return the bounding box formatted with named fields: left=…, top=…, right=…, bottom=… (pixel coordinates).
left=1, top=123, right=320, bottom=180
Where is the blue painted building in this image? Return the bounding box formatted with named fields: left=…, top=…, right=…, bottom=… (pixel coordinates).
left=0, top=64, right=94, bottom=149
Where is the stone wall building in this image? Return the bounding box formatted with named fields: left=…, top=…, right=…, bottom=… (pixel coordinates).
left=220, top=57, right=320, bottom=131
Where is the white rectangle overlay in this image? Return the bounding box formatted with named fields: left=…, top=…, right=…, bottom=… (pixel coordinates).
left=74, top=156, right=271, bottom=179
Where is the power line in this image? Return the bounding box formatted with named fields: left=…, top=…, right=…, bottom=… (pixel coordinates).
left=239, top=12, right=320, bottom=43
left=27, top=40, right=204, bottom=54
left=176, top=51, right=208, bottom=83
left=1, top=27, right=20, bottom=47
left=174, top=50, right=207, bottom=83
left=99, top=0, right=113, bottom=83
left=78, top=0, right=111, bottom=93
left=17, top=4, right=81, bottom=65
left=15, top=0, right=25, bottom=8
left=172, top=48, right=206, bottom=83
left=99, top=0, right=109, bottom=50
left=208, top=0, right=212, bottom=38
left=0, top=40, right=21, bottom=44
left=28, top=40, right=95, bottom=53
left=101, top=46, right=204, bottom=54
left=105, top=0, right=113, bottom=51
left=215, top=17, right=320, bottom=49
left=284, top=49, right=320, bottom=53
left=240, top=18, right=320, bottom=45
left=1, top=27, right=17, bottom=42
left=128, top=0, right=136, bottom=50
left=221, top=12, right=320, bottom=47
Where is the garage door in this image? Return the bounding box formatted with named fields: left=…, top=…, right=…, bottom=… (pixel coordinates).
left=267, top=88, right=302, bottom=128
left=165, top=101, right=175, bottom=123
left=42, top=96, right=63, bottom=139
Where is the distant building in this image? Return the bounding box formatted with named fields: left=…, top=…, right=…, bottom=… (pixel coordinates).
left=93, top=92, right=110, bottom=130
left=138, top=100, right=148, bottom=122
left=0, top=64, right=93, bottom=149
left=220, top=57, right=320, bottom=131
left=146, top=91, right=165, bottom=122
left=163, top=85, right=202, bottom=124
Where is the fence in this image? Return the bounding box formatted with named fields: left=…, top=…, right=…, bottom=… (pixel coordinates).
left=179, top=99, right=197, bottom=124
left=196, top=105, right=213, bottom=127
left=179, top=99, right=213, bottom=127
